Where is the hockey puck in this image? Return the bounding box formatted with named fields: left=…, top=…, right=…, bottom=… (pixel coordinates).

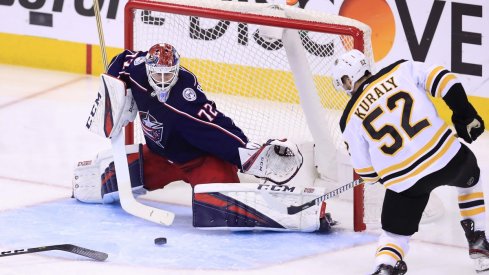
left=154, top=237, right=167, bottom=245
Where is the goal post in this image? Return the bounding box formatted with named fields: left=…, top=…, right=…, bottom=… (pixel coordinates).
left=123, top=0, right=374, bottom=231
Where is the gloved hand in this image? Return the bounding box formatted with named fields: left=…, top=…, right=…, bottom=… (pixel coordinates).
left=238, top=139, right=303, bottom=185
left=452, top=114, right=485, bottom=143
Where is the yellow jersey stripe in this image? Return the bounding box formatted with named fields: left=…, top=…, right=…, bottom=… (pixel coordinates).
left=376, top=251, right=401, bottom=261
left=355, top=166, right=375, bottom=173
left=461, top=207, right=486, bottom=217
left=386, top=243, right=405, bottom=257
left=355, top=167, right=380, bottom=183
left=436, top=74, right=457, bottom=98
left=379, top=125, right=449, bottom=177
left=425, top=66, right=444, bottom=93
left=346, top=64, right=402, bottom=124
left=459, top=192, right=484, bottom=202
left=384, top=135, right=456, bottom=188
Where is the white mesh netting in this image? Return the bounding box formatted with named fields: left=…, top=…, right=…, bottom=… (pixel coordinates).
left=127, top=0, right=373, bottom=148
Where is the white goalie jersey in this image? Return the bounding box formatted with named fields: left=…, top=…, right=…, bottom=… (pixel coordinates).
left=340, top=60, right=462, bottom=193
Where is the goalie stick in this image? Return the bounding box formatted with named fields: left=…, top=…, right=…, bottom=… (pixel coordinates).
left=111, top=133, right=175, bottom=225
left=287, top=178, right=364, bottom=215
left=0, top=244, right=108, bottom=261
left=92, top=0, right=175, bottom=226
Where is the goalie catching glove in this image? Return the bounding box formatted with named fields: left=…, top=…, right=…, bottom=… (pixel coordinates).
left=86, top=74, right=138, bottom=139
left=239, top=139, right=303, bottom=185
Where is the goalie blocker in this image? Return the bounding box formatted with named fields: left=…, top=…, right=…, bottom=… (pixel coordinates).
left=193, top=183, right=335, bottom=232
left=86, top=74, right=138, bottom=139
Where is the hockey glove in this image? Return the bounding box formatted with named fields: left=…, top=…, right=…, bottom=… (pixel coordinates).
left=452, top=114, right=485, bottom=144
left=86, top=74, right=138, bottom=139
left=238, top=139, right=303, bottom=185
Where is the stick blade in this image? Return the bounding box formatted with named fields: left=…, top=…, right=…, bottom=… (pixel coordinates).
left=287, top=200, right=316, bottom=215
left=121, top=200, right=175, bottom=226
left=287, top=204, right=305, bottom=215
left=58, top=244, right=108, bottom=261
left=111, top=132, right=175, bottom=226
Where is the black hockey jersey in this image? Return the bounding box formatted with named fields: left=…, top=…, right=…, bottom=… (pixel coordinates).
left=107, top=50, right=248, bottom=167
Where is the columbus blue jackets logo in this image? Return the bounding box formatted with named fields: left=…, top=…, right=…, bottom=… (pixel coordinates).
left=183, top=88, right=197, bottom=101
left=140, top=111, right=164, bottom=148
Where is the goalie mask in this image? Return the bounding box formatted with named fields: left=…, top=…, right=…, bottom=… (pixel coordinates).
left=332, top=49, right=370, bottom=96
left=145, top=43, right=180, bottom=102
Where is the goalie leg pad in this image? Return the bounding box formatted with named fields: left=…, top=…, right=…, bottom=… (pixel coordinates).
left=73, top=160, right=106, bottom=204
left=72, top=144, right=146, bottom=204
left=192, top=183, right=327, bottom=232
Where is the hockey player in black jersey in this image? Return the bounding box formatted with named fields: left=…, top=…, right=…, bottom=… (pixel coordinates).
left=102, top=43, right=249, bottom=190
left=332, top=49, right=487, bottom=274
left=72, top=43, right=331, bottom=233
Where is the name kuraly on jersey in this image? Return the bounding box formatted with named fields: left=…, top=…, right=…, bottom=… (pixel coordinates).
left=340, top=60, right=462, bottom=192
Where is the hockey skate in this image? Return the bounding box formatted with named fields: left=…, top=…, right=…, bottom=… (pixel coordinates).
left=371, top=260, right=407, bottom=275
left=461, top=219, right=489, bottom=272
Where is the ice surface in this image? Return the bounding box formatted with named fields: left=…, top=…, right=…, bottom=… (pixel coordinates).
left=0, top=199, right=377, bottom=269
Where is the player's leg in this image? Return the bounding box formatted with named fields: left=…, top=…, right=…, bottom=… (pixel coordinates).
left=373, top=143, right=485, bottom=274
left=409, top=143, right=488, bottom=272
left=445, top=144, right=489, bottom=271
left=450, top=145, right=486, bottom=236
left=371, top=188, right=429, bottom=275
left=140, top=145, right=186, bottom=191
left=459, top=180, right=488, bottom=260
left=181, top=155, right=240, bottom=186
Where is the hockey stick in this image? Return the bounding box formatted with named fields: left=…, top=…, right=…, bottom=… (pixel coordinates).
left=92, top=0, right=175, bottom=225
left=111, top=133, right=175, bottom=225
left=0, top=244, right=108, bottom=261
left=287, top=178, right=364, bottom=215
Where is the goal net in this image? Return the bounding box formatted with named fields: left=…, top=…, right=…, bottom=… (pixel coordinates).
left=123, top=0, right=443, bottom=231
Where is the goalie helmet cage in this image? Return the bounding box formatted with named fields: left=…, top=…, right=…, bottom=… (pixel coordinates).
left=124, top=0, right=372, bottom=232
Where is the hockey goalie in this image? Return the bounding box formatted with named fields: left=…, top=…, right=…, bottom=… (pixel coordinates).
left=72, top=43, right=335, bottom=232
